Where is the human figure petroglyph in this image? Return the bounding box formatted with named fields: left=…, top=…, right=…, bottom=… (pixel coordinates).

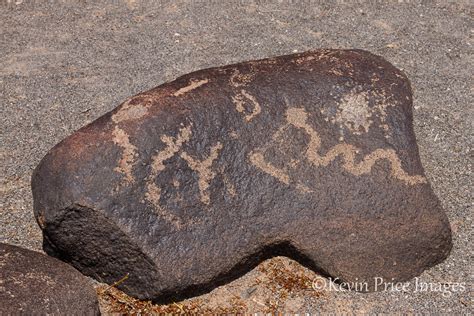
left=181, top=142, right=223, bottom=205
left=117, top=122, right=222, bottom=224
left=144, top=124, right=223, bottom=208
left=143, top=125, right=192, bottom=227
left=149, top=125, right=192, bottom=175
left=112, top=104, right=225, bottom=223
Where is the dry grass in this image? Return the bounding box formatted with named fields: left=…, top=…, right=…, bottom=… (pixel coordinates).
left=253, top=257, right=324, bottom=313
left=96, top=257, right=323, bottom=314
left=97, top=285, right=247, bottom=314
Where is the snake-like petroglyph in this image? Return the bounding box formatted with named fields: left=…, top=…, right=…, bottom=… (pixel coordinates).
left=231, top=89, right=262, bottom=122
left=250, top=107, right=426, bottom=188
left=249, top=152, right=290, bottom=185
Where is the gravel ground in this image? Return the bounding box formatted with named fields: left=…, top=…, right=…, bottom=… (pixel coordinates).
left=1, top=1, right=472, bottom=313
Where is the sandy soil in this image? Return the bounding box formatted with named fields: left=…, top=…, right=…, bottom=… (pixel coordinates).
left=1, top=1, right=472, bottom=313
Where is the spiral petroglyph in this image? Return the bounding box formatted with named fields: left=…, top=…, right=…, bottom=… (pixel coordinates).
left=232, top=89, right=262, bottom=122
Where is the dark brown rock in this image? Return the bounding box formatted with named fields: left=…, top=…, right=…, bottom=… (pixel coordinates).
left=31, top=49, right=452, bottom=302
left=0, top=243, right=100, bottom=315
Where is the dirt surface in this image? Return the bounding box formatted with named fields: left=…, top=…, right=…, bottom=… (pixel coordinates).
left=1, top=1, right=472, bottom=314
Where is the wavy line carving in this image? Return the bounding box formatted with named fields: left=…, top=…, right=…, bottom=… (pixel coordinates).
left=250, top=107, right=426, bottom=187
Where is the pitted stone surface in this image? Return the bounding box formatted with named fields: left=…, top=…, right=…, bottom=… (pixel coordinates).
left=0, top=243, right=100, bottom=315
left=31, top=49, right=452, bottom=303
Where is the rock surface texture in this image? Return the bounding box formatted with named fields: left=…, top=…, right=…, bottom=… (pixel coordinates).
left=32, top=49, right=452, bottom=302
left=0, top=243, right=100, bottom=315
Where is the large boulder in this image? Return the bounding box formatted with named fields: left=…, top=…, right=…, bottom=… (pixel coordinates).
left=32, top=49, right=452, bottom=302
left=0, top=243, right=100, bottom=315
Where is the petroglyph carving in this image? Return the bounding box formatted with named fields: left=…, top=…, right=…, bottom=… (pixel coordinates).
left=141, top=123, right=222, bottom=225
left=223, top=174, right=237, bottom=197
left=173, top=78, right=209, bottom=96
left=112, top=101, right=145, bottom=123
left=232, top=90, right=262, bottom=122
left=229, top=68, right=254, bottom=87
left=334, top=90, right=372, bottom=134
left=250, top=107, right=426, bottom=188
left=249, top=152, right=290, bottom=185
left=149, top=125, right=192, bottom=174
left=112, top=103, right=148, bottom=123
left=287, top=108, right=426, bottom=185
left=111, top=95, right=157, bottom=124
left=181, top=142, right=223, bottom=205
left=112, top=126, right=138, bottom=184
left=143, top=125, right=192, bottom=227
left=321, top=88, right=397, bottom=135
left=111, top=96, right=156, bottom=185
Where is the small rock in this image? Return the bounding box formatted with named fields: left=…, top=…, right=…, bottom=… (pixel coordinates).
left=0, top=243, right=100, bottom=315
left=241, top=286, right=257, bottom=299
